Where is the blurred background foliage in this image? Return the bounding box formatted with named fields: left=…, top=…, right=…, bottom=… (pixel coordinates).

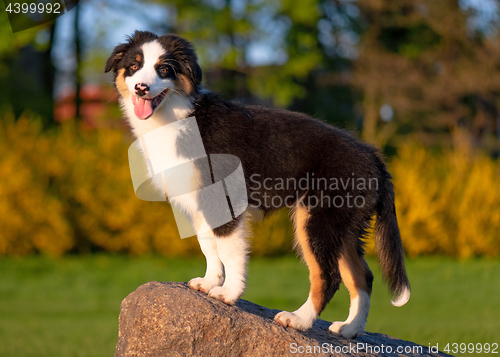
left=0, top=0, right=499, bottom=257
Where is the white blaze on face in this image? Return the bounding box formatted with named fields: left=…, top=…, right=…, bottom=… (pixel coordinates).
left=125, top=40, right=174, bottom=119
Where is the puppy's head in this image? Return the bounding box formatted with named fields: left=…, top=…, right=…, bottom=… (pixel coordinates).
left=105, top=31, right=202, bottom=120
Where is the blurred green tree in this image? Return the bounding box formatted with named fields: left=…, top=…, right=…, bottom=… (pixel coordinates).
left=153, top=0, right=500, bottom=151
left=139, top=0, right=360, bottom=128
left=352, top=0, right=500, bottom=150
left=0, top=12, right=56, bottom=127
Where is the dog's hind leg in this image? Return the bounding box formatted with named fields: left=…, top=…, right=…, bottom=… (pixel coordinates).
left=188, top=230, right=224, bottom=293
left=275, top=205, right=342, bottom=331
left=329, top=242, right=373, bottom=339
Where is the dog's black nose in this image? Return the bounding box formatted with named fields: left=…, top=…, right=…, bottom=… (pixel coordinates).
left=134, top=83, right=150, bottom=97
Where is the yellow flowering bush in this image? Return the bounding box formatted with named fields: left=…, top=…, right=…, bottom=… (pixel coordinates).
left=0, top=113, right=190, bottom=256
left=250, top=211, right=294, bottom=256
left=390, top=143, right=500, bottom=258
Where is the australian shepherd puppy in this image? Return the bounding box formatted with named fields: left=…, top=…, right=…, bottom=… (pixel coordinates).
left=105, top=30, right=410, bottom=339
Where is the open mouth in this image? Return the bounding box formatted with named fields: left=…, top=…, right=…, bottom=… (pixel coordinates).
left=132, top=88, right=169, bottom=120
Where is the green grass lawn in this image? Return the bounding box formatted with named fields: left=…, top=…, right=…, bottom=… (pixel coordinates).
left=0, top=255, right=498, bottom=356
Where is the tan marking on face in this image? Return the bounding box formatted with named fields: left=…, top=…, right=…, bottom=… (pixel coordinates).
left=293, top=205, right=324, bottom=314
left=338, top=244, right=371, bottom=299
left=176, top=74, right=193, bottom=95
left=116, top=68, right=130, bottom=98
left=136, top=54, right=141, bottom=63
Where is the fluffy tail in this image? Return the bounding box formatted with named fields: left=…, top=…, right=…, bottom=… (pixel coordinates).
left=375, top=168, right=411, bottom=307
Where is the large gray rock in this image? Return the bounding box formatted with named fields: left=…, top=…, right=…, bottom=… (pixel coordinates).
left=115, top=282, right=452, bottom=357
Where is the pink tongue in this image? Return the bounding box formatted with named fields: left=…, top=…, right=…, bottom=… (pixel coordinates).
left=133, top=97, right=153, bottom=119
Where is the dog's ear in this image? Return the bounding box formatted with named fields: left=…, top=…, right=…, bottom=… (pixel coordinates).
left=105, top=43, right=129, bottom=73
left=168, top=35, right=202, bottom=85
left=188, top=61, right=202, bottom=85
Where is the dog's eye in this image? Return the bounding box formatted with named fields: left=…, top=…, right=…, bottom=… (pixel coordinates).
left=131, top=64, right=138, bottom=71
left=159, top=67, right=167, bottom=74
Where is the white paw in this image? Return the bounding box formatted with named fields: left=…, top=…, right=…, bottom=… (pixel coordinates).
left=329, top=321, right=363, bottom=339
left=274, top=311, right=313, bottom=331
left=208, top=284, right=244, bottom=305
left=188, top=275, right=223, bottom=294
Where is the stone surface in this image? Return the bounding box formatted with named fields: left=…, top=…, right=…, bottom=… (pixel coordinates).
left=115, top=282, right=452, bottom=357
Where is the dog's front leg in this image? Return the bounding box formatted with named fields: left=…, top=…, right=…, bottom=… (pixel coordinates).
left=207, top=221, right=249, bottom=305
left=189, top=232, right=224, bottom=293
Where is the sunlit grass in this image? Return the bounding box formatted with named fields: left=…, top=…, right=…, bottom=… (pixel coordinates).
left=0, top=255, right=498, bottom=356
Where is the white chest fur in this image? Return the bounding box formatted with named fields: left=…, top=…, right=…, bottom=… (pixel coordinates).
left=122, top=89, right=198, bottom=197
left=129, top=115, right=209, bottom=236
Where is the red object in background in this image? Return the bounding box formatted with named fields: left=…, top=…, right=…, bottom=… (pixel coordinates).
left=54, top=85, right=121, bottom=127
